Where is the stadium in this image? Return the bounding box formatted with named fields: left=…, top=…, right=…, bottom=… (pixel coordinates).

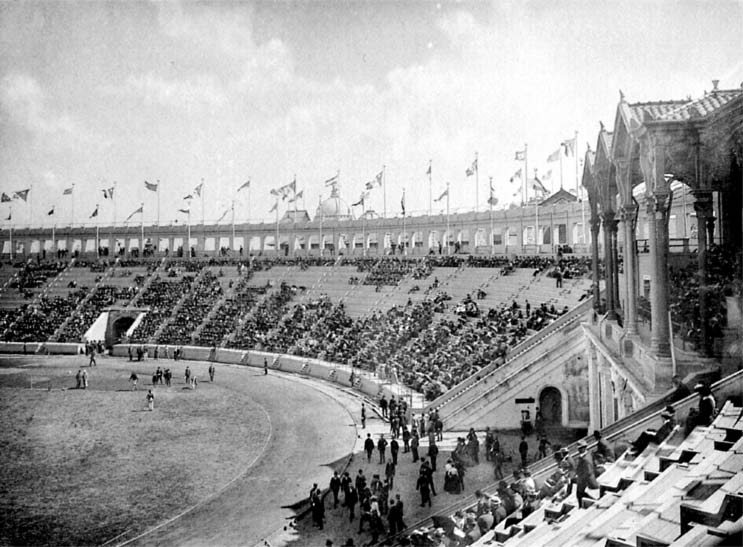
left=1, top=3, right=742, bottom=547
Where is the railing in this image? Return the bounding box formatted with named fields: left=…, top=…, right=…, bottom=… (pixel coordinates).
left=391, top=366, right=743, bottom=545
left=428, top=296, right=594, bottom=414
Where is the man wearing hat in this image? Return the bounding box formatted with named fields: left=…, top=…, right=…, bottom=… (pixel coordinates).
left=575, top=441, right=598, bottom=508
left=592, top=430, right=614, bottom=464
left=490, top=495, right=507, bottom=525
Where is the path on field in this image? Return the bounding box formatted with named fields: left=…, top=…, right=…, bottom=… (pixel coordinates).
left=124, top=364, right=361, bottom=547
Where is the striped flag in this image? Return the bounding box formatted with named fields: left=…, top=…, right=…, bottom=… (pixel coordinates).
left=515, top=149, right=526, bottom=161
left=63, top=187, right=73, bottom=195
left=14, top=189, right=29, bottom=201
left=465, top=158, right=477, bottom=177
left=125, top=205, right=143, bottom=221
left=324, top=173, right=339, bottom=187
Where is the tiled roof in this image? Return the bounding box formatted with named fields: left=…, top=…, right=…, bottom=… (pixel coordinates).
left=630, top=90, right=743, bottom=122
left=662, top=89, right=743, bottom=121
left=629, top=100, right=688, bottom=122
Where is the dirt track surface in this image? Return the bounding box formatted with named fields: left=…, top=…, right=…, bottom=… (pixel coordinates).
left=124, top=365, right=360, bottom=547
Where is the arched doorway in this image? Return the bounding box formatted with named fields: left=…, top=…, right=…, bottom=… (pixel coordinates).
left=112, top=316, right=136, bottom=345
left=539, top=386, right=562, bottom=425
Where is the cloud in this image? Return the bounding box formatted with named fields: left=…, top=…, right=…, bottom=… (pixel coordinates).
left=0, top=73, right=77, bottom=135
left=114, top=73, right=228, bottom=110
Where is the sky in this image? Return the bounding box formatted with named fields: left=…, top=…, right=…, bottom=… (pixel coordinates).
left=1, top=0, right=742, bottom=229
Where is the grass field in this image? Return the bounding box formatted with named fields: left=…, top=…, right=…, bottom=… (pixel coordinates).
left=0, top=355, right=270, bottom=547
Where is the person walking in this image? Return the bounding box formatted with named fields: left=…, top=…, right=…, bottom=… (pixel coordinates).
left=146, top=389, right=154, bottom=411
left=208, top=364, right=215, bottom=382
left=384, top=459, right=396, bottom=489
left=575, top=441, right=598, bottom=507
left=377, top=434, right=388, bottom=464
left=519, top=435, right=529, bottom=467
left=263, top=358, right=268, bottom=375
left=184, top=366, right=191, bottom=385
left=81, top=369, right=88, bottom=389
left=129, top=372, right=138, bottom=390
left=361, top=403, right=366, bottom=429
left=410, top=430, right=420, bottom=462
left=88, top=351, right=97, bottom=367
left=364, top=434, right=375, bottom=463
left=346, top=484, right=358, bottom=522
left=416, top=471, right=432, bottom=507
left=330, top=471, right=341, bottom=509
left=75, top=369, right=82, bottom=389
left=390, top=438, right=399, bottom=465
left=428, top=440, right=439, bottom=472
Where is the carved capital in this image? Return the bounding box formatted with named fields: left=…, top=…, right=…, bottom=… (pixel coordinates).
left=619, top=204, right=639, bottom=224
left=692, top=190, right=714, bottom=218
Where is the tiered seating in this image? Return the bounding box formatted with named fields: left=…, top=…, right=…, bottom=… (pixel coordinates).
left=226, top=282, right=296, bottom=350
left=0, top=261, right=66, bottom=309
left=56, top=285, right=138, bottom=342
left=128, top=277, right=195, bottom=343
left=261, top=295, right=339, bottom=353
left=194, top=277, right=266, bottom=347
left=475, top=401, right=743, bottom=547
left=156, top=270, right=223, bottom=345
left=3, top=289, right=88, bottom=342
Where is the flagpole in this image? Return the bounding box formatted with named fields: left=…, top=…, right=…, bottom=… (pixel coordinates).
left=523, top=144, right=528, bottom=206
left=9, top=205, right=13, bottom=259
left=446, top=182, right=450, bottom=255
left=140, top=202, right=145, bottom=256
left=52, top=222, right=56, bottom=258
left=201, top=178, right=205, bottom=228
left=111, top=181, right=117, bottom=258
left=231, top=199, right=236, bottom=250
left=362, top=197, right=366, bottom=257
left=559, top=145, right=564, bottom=192
left=187, top=208, right=191, bottom=257
left=96, top=222, right=100, bottom=257
left=402, top=187, right=407, bottom=257
left=275, top=198, right=280, bottom=256
left=156, top=180, right=161, bottom=227
left=382, top=165, right=387, bottom=219
left=428, top=160, right=432, bottom=217
left=535, top=179, right=539, bottom=250
left=489, top=176, right=494, bottom=255
left=475, top=151, right=479, bottom=213
left=574, top=130, right=580, bottom=197
left=71, top=183, right=75, bottom=228
left=319, top=195, right=323, bottom=257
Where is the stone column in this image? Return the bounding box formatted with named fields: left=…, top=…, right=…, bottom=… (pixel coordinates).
left=609, top=216, right=621, bottom=318
left=693, top=190, right=714, bottom=354
left=620, top=204, right=639, bottom=334
left=601, top=210, right=617, bottom=318
left=586, top=340, right=600, bottom=433
left=590, top=215, right=601, bottom=310
left=647, top=192, right=672, bottom=357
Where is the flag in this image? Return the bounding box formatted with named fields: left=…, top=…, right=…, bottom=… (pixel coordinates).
left=365, top=181, right=374, bottom=190
left=547, top=148, right=561, bottom=162
left=178, top=208, right=190, bottom=214
left=273, top=178, right=296, bottom=200
left=1, top=193, right=11, bottom=202
left=102, top=187, right=115, bottom=199
left=542, top=169, right=552, bottom=180
left=90, top=206, right=99, bottom=218
left=434, top=189, right=448, bottom=202
left=324, top=173, right=339, bottom=187
left=5, top=212, right=10, bottom=221
left=465, top=158, right=478, bottom=177
left=237, top=180, right=250, bottom=192
left=216, top=208, right=229, bottom=223
left=14, top=189, right=29, bottom=201
left=47, top=207, right=54, bottom=215
left=144, top=180, right=158, bottom=192
left=562, top=137, right=576, bottom=156
left=400, top=194, right=405, bottom=215
left=515, top=150, right=525, bottom=161
left=352, top=192, right=368, bottom=207
left=183, top=194, right=193, bottom=200
left=194, top=182, right=203, bottom=197
left=533, top=177, right=548, bottom=195
left=288, top=189, right=304, bottom=203
left=374, top=169, right=383, bottom=186
left=426, top=161, right=431, bottom=176
left=488, top=196, right=499, bottom=206
left=62, top=187, right=73, bottom=195
left=269, top=201, right=278, bottom=213
left=125, top=205, right=143, bottom=221
left=510, top=168, right=522, bottom=183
